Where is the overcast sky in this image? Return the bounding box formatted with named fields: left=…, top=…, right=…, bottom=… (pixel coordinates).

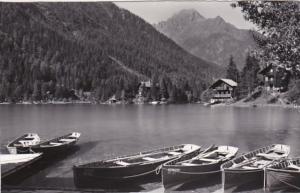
left=115, top=1, right=256, bottom=29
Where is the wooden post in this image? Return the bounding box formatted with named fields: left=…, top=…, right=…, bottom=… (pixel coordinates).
left=221, top=168, right=225, bottom=191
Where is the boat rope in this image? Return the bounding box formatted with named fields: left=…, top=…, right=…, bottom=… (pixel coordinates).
left=93, top=166, right=163, bottom=180
left=266, top=172, right=300, bottom=191
left=222, top=169, right=263, bottom=173
left=161, top=167, right=221, bottom=175
left=155, top=165, right=162, bottom=175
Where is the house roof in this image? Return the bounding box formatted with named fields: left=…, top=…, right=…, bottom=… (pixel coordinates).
left=220, top=79, right=238, bottom=87
left=140, top=80, right=152, bottom=88
left=209, top=78, right=237, bottom=89
left=258, top=64, right=273, bottom=75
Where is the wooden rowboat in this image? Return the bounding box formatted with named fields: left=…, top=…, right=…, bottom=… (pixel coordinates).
left=30, top=132, right=81, bottom=155
left=266, top=158, right=300, bottom=192
left=162, top=145, right=238, bottom=190
left=1, top=153, right=42, bottom=179
left=221, top=144, right=290, bottom=191
left=6, top=133, right=41, bottom=154
left=73, top=144, right=200, bottom=188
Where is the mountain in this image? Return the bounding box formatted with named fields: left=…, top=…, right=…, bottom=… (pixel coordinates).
left=0, top=3, right=223, bottom=103
left=154, top=9, right=257, bottom=69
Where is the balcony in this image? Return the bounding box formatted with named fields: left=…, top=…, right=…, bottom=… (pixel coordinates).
left=213, top=94, right=232, bottom=98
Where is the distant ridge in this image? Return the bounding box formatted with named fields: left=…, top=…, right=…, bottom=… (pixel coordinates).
left=154, top=9, right=257, bottom=69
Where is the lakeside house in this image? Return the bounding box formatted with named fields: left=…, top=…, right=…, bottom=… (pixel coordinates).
left=209, top=79, right=237, bottom=103
left=138, top=80, right=152, bottom=97
left=134, top=80, right=161, bottom=104
left=258, top=64, right=290, bottom=92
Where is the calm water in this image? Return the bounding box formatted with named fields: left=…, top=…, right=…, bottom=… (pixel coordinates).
left=1, top=104, right=300, bottom=192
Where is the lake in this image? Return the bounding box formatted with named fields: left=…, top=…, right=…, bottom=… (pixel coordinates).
left=1, top=104, right=300, bottom=192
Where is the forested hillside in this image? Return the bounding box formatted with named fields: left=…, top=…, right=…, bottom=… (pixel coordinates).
left=0, top=3, right=223, bottom=103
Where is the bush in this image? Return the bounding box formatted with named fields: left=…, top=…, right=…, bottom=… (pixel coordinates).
left=200, top=89, right=216, bottom=102
left=285, top=80, right=300, bottom=104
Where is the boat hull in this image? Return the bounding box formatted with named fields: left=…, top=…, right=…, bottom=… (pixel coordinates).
left=162, top=163, right=221, bottom=190
left=266, top=169, right=300, bottom=192
left=31, top=140, right=77, bottom=155
left=7, top=146, right=31, bottom=154
left=73, top=159, right=168, bottom=188
left=222, top=169, right=264, bottom=191
left=1, top=153, right=42, bottom=185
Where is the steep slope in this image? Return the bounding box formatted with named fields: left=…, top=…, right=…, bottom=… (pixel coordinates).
left=0, top=3, right=223, bottom=103
left=154, top=9, right=256, bottom=69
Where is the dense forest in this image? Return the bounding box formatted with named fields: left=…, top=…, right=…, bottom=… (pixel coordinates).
left=0, top=2, right=223, bottom=103
left=232, top=1, right=300, bottom=104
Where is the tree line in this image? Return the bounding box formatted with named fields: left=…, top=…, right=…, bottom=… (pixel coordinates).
left=0, top=3, right=223, bottom=103
left=232, top=1, right=300, bottom=104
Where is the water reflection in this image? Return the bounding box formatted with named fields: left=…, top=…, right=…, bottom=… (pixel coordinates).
left=0, top=104, right=299, bottom=192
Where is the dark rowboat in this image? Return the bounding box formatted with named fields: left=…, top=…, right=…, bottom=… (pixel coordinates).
left=266, top=158, right=300, bottom=192
left=73, top=144, right=200, bottom=188
left=1, top=153, right=42, bottom=178
left=30, top=132, right=81, bottom=154
left=162, top=145, right=238, bottom=190
left=6, top=133, right=41, bottom=154
left=221, top=144, right=290, bottom=191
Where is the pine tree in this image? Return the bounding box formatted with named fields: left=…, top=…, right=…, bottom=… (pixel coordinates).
left=238, top=54, right=261, bottom=98
left=32, top=80, right=42, bottom=101
left=226, top=56, right=240, bottom=83
left=232, top=1, right=300, bottom=78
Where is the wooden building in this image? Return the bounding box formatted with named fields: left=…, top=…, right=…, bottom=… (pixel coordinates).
left=258, top=64, right=290, bottom=92
left=138, top=80, right=152, bottom=97
left=209, top=79, right=237, bottom=103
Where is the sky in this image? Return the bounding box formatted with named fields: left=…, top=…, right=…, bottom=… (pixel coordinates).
left=115, top=1, right=256, bottom=29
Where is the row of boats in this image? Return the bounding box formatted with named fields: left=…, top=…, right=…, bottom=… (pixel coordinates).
left=3, top=134, right=300, bottom=192
left=73, top=143, right=298, bottom=191
left=6, top=132, right=81, bottom=154
left=2, top=132, right=81, bottom=179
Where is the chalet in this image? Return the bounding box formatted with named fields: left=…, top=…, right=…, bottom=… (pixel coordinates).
left=258, top=64, right=290, bottom=92
left=209, top=79, right=237, bottom=103
left=138, top=80, right=152, bottom=97
left=107, top=95, right=117, bottom=104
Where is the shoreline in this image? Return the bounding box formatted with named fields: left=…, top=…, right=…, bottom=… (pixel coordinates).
left=231, top=102, right=300, bottom=109
left=1, top=100, right=300, bottom=110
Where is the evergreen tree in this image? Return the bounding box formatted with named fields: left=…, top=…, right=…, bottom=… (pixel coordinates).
left=237, top=54, right=261, bottom=98
left=232, top=1, right=300, bottom=78
left=226, top=56, right=240, bottom=83
left=32, top=80, right=42, bottom=101
left=0, top=2, right=222, bottom=103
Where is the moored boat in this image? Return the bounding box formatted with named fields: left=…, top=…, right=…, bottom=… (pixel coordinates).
left=1, top=153, right=42, bottom=179
left=221, top=144, right=290, bottom=191
left=266, top=158, right=300, bottom=192
left=162, top=145, right=238, bottom=190
left=73, top=144, right=200, bottom=188
left=6, top=133, right=41, bottom=154
left=30, top=132, right=81, bottom=155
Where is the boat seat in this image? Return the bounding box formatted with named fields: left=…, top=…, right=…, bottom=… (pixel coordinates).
left=168, top=152, right=181, bottom=156
left=257, top=153, right=283, bottom=160
left=288, top=164, right=300, bottom=171
left=115, top=161, right=130, bottom=166
left=143, top=157, right=158, bottom=161
left=217, top=151, right=229, bottom=155
left=49, top=142, right=62, bottom=146
left=242, top=166, right=257, bottom=170
left=199, top=158, right=217, bottom=162
left=59, top=139, right=74, bottom=142
left=255, top=160, right=271, bottom=165
left=181, top=163, right=198, bottom=166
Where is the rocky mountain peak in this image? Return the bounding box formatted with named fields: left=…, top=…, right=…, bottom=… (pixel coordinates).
left=172, top=9, right=205, bottom=22
left=154, top=9, right=256, bottom=69
left=214, top=15, right=225, bottom=23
